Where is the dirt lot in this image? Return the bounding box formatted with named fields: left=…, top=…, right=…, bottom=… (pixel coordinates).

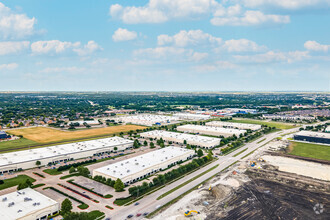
left=7, top=125, right=146, bottom=143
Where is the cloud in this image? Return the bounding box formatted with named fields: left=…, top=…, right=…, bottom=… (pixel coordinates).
left=73, top=41, right=103, bottom=56
left=0, top=63, right=18, bottom=70
left=195, top=61, right=238, bottom=72
left=112, top=28, right=137, bottom=42
left=239, top=0, right=330, bottom=10
left=0, top=2, right=37, bottom=39
left=31, top=40, right=102, bottom=56
left=0, top=41, right=30, bottom=55
left=157, top=30, right=222, bottom=47
left=304, top=41, right=330, bottom=52
left=109, top=0, right=220, bottom=24
left=190, top=52, right=209, bottom=61
left=234, top=50, right=309, bottom=63
left=222, top=39, right=267, bottom=52
left=39, top=66, right=86, bottom=73
left=211, top=10, right=290, bottom=26
left=133, top=46, right=187, bottom=59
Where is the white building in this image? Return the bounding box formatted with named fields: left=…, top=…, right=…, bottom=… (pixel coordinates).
left=172, top=113, right=211, bottom=121
left=206, top=121, right=261, bottom=131
left=0, top=137, right=133, bottom=174
left=141, top=130, right=220, bottom=149
left=177, top=124, right=246, bottom=137
left=115, top=114, right=180, bottom=126
left=262, top=114, right=315, bottom=121
left=93, top=146, right=195, bottom=185
left=0, top=188, right=59, bottom=220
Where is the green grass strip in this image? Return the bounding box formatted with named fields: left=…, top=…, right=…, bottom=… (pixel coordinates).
left=233, top=148, right=248, bottom=157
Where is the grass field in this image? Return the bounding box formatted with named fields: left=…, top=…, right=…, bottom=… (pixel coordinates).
left=0, top=175, right=36, bottom=190
left=0, top=138, right=38, bottom=151
left=288, top=141, right=330, bottom=161
left=230, top=118, right=296, bottom=129
left=7, top=125, right=146, bottom=143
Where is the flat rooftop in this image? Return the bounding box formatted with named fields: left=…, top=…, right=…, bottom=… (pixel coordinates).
left=141, top=130, right=220, bottom=144
left=116, top=114, right=179, bottom=124
left=206, top=121, right=261, bottom=129
left=0, top=136, right=133, bottom=167
left=173, top=113, right=211, bottom=119
left=178, top=124, right=246, bottom=135
left=0, top=188, right=58, bottom=220
left=294, top=130, right=330, bottom=139
left=94, top=146, right=195, bottom=179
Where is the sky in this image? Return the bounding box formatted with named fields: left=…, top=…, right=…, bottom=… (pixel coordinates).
left=0, top=0, right=329, bottom=91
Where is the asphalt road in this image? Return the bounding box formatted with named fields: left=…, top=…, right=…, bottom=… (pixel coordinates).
left=109, top=127, right=301, bottom=220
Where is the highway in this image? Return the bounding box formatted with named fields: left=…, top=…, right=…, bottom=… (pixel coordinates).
left=109, top=127, right=301, bottom=220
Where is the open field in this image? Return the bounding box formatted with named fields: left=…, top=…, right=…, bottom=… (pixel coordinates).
left=7, top=125, right=146, bottom=143
left=288, top=141, right=330, bottom=161
left=0, top=138, right=38, bottom=152
left=230, top=118, right=296, bottom=129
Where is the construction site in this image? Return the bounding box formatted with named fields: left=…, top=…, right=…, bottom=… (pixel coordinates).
left=151, top=139, right=330, bottom=220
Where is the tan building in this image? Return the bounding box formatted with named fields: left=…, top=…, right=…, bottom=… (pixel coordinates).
left=0, top=188, right=59, bottom=220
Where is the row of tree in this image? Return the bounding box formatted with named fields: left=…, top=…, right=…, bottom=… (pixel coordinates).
left=57, top=159, right=96, bottom=171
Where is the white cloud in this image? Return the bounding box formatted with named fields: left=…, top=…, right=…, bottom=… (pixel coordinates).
left=109, top=0, right=221, bottom=24
left=239, top=0, right=330, bottom=10
left=211, top=10, right=290, bottom=26
left=157, top=30, right=222, bottom=47
left=195, top=61, right=238, bottom=72
left=40, top=66, right=86, bottom=73
left=304, top=41, right=330, bottom=52
left=73, top=41, right=103, bottom=56
left=222, top=39, right=267, bottom=52
left=0, top=63, right=18, bottom=70
left=234, top=50, right=309, bottom=63
left=190, top=52, right=209, bottom=61
left=133, top=46, right=187, bottom=59
left=0, top=2, right=37, bottom=39
left=112, top=28, right=137, bottom=42
left=0, top=41, right=30, bottom=55
left=31, top=40, right=102, bottom=56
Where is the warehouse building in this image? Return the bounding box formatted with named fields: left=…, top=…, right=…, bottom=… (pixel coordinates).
left=206, top=121, right=261, bottom=131
left=0, top=188, right=59, bottom=220
left=294, top=131, right=330, bottom=144
left=115, top=114, right=180, bottom=126
left=173, top=113, right=211, bottom=121
left=141, top=130, right=220, bottom=149
left=93, top=146, right=195, bottom=185
left=0, top=137, right=133, bottom=174
left=177, top=124, right=246, bottom=137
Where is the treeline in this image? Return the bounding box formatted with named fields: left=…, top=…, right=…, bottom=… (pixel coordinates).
left=57, top=159, right=96, bottom=171
left=128, top=155, right=212, bottom=197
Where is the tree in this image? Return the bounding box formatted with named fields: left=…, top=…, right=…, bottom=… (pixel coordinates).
left=63, top=212, right=89, bottom=220
left=197, top=149, right=204, bottom=157
left=160, top=142, right=165, bottom=148
left=61, top=199, right=73, bottom=216
left=114, top=178, right=125, bottom=192
left=143, top=140, right=148, bottom=146
left=77, top=166, right=90, bottom=177
left=69, top=167, right=76, bottom=174
left=36, top=160, right=41, bottom=167
left=149, top=142, right=155, bottom=148
left=133, top=139, right=140, bottom=148
left=183, top=140, right=187, bottom=145
left=114, top=147, right=118, bottom=151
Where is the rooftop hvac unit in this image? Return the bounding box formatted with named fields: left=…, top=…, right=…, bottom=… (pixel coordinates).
left=17, top=210, right=22, bottom=213
left=2, top=197, right=7, bottom=202
left=8, top=202, right=15, bottom=207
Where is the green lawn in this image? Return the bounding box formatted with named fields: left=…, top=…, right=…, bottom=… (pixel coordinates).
left=0, top=175, right=36, bottom=190
left=43, top=169, right=63, bottom=175
left=114, top=197, right=134, bottom=206
left=0, top=138, right=38, bottom=152
left=230, top=119, right=296, bottom=130
left=288, top=141, right=330, bottom=161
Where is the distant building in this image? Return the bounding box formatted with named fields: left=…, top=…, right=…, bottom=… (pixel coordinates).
left=115, top=114, right=180, bottom=126
left=0, top=131, right=10, bottom=139
left=141, top=130, right=220, bottom=149
left=294, top=131, right=330, bottom=144
left=0, top=188, right=59, bottom=220
left=93, top=146, right=195, bottom=185
left=173, top=113, right=211, bottom=121
left=206, top=121, right=262, bottom=131
left=263, top=114, right=315, bottom=121
left=177, top=124, right=246, bottom=137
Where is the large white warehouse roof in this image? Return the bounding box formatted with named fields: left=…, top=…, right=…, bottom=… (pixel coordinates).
left=0, top=188, right=59, bottom=220
left=177, top=124, right=246, bottom=137
left=0, top=136, right=133, bottom=167
left=115, top=114, right=180, bottom=126
left=206, top=121, right=261, bottom=131
left=94, top=146, right=194, bottom=180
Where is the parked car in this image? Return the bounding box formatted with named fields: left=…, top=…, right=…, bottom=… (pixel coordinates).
left=143, top=212, right=149, bottom=216
left=135, top=202, right=140, bottom=206
left=127, top=214, right=134, bottom=218
left=136, top=213, right=142, bottom=217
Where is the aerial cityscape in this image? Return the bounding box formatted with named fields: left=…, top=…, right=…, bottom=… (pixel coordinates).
left=0, top=1, right=329, bottom=220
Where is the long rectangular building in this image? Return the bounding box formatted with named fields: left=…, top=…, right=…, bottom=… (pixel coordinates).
left=141, top=130, right=220, bottom=149
left=173, top=113, right=211, bottom=121
left=115, top=114, right=180, bottom=126
left=0, top=136, right=133, bottom=174
left=93, top=146, right=195, bottom=185
left=206, top=121, right=261, bottom=131
left=0, top=188, right=59, bottom=220
left=294, top=131, right=330, bottom=144
left=177, top=124, right=246, bottom=137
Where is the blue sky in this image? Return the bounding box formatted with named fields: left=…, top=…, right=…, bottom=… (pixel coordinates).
left=0, top=0, right=329, bottom=91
